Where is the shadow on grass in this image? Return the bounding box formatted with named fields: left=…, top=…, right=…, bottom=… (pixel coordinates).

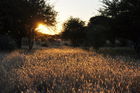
left=96, top=47, right=139, bottom=59
left=82, top=46, right=139, bottom=60
left=98, top=47, right=135, bottom=56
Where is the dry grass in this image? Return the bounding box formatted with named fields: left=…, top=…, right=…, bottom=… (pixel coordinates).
left=0, top=47, right=140, bottom=93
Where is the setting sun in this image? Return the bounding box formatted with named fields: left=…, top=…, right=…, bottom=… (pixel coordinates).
left=35, top=24, right=57, bottom=35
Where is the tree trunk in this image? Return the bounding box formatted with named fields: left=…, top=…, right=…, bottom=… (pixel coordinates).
left=28, top=38, right=34, bottom=50
left=28, top=28, right=35, bottom=50
left=133, top=40, right=140, bottom=56
left=17, top=37, right=22, bottom=49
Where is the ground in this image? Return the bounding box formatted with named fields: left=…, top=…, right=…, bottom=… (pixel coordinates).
left=0, top=47, right=140, bottom=93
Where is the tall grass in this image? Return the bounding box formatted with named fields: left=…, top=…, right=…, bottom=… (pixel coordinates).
left=0, top=47, right=140, bottom=93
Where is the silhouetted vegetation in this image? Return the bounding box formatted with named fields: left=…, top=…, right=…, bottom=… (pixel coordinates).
left=61, top=17, right=86, bottom=46
left=0, top=0, right=57, bottom=50
left=0, top=0, right=139, bottom=53
left=0, top=0, right=140, bottom=92
left=0, top=35, right=16, bottom=51
left=100, top=0, right=140, bottom=54
left=61, top=16, right=114, bottom=50
left=60, top=0, right=140, bottom=55
left=86, top=16, right=112, bottom=50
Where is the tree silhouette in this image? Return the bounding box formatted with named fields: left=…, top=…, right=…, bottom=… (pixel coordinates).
left=100, top=0, right=140, bottom=54
left=0, top=0, right=57, bottom=49
left=61, top=17, right=86, bottom=46
left=86, top=16, right=112, bottom=49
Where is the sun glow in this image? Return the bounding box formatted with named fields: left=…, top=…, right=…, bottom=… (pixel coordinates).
left=35, top=24, right=57, bottom=35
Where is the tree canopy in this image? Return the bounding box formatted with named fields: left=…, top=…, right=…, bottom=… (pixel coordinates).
left=100, top=0, right=140, bottom=39
left=100, top=0, right=140, bottom=53
left=86, top=16, right=112, bottom=49
left=0, top=0, right=57, bottom=49
left=61, top=17, right=86, bottom=46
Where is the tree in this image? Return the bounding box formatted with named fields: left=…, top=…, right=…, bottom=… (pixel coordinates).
left=61, top=17, right=86, bottom=46
left=100, top=0, right=140, bottom=54
left=86, top=16, right=112, bottom=50
left=0, top=0, right=57, bottom=49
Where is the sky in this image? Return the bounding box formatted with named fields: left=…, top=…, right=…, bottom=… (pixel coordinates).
left=49, top=0, right=102, bottom=32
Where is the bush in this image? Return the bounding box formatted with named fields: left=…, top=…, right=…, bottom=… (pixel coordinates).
left=0, top=35, right=17, bottom=51
left=86, top=25, right=107, bottom=50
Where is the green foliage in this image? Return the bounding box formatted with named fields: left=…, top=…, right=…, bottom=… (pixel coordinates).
left=61, top=17, right=86, bottom=46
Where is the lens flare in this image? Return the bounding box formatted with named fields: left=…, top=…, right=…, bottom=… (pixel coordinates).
left=35, top=24, right=56, bottom=35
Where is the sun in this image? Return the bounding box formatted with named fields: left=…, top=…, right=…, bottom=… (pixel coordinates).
left=35, top=24, right=57, bottom=35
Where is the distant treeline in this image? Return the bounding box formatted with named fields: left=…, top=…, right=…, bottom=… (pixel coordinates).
left=61, top=0, right=140, bottom=54
left=0, top=0, right=140, bottom=54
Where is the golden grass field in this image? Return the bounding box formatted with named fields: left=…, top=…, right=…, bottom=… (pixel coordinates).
left=0, top=47, right=140, bottom=93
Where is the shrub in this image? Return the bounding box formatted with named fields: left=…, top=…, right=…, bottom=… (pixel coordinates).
left=0, top=35, right=17, bottom=51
